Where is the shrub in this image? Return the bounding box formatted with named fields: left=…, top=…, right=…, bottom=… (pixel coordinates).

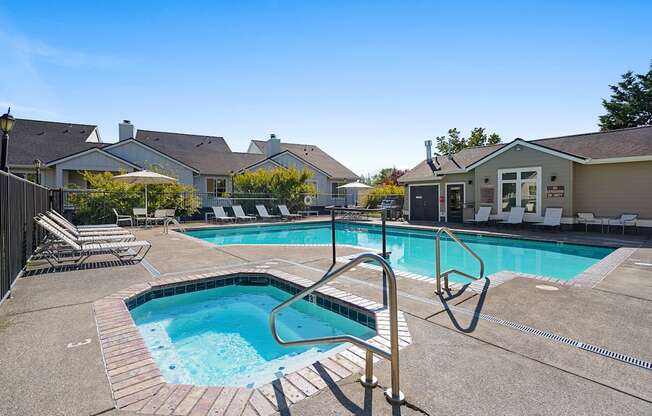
left=232, top=167, right=317, bottom=212
left=68, top=171, right=200, bottom=224
left=360, top=184, right=404, bottom=208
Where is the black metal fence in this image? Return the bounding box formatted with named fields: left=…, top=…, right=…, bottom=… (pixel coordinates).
left=0, top=171, right=53, bottom=303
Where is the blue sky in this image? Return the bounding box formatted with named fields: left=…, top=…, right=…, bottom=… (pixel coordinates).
left=1, top=1, right=650, bottom=175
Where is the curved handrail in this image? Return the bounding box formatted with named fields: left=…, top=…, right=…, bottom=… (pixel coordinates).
left=435, top=227, right=485, bottom=294
left=269, top=252, right=404, bottom=404
left=163, top=217, right=186, bottom=234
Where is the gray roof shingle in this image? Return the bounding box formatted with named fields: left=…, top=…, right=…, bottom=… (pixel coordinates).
left=8, top=118, right=100, bottom=166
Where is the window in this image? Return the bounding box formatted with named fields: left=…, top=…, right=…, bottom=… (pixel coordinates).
left=331, top=182, right=346, bottom=197
left=498, top=167, right=540, bottom=215
left=207, top=177, right=227, bottom=196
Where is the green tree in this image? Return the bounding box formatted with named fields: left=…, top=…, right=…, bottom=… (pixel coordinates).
left=360, top=184, right=405, bottom=209
left=599, top=63, right=652, bottom=130
left=68, top=171, right=200, bottom=224
left=372, top=167, right=408, bottom=186
left=232, top=166, right=317, bottom=211
left=435, top=127, right=501, bottom=154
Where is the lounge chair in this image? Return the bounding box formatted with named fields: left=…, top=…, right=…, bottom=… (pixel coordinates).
left=232, top=205, right=256, bottom=222
left=150, top=209, right=176, bottom=225
left=533, top=207, right=562, bottom=229
left=49, top=209, right=117, bottom=229
left=133, top=208, right=150, bottom=226
left=278, top=204, right=302, bottom=220
left=113, top=208, right=133, bottom=227
left=46, top=211, right=131, bottom=237
left=608, top=213, right=638, bottom=234
left=464, top=206, right=491, bottom=225
left=37, top=216, right=135, bottom=243
left=498, top=207, right=525, bottom=226
left=211, top=206, right=236, bottom=222
left=256, top=205, right=281, bottom=221
left=35, top=217, right=149, bottom=266
left=577, top=212, right=606, bottom=232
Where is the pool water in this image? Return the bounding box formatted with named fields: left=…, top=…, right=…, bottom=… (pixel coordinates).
left=130, top=284, right=375, bottom=387
left=185, top=222, right=614, bottom=281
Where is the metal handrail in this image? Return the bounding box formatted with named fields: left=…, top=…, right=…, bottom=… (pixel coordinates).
left=435, top=227, right=485, bottom=294
left=163, top=217, right=186, bottom=234
left=269, top=252, right=405, bottom=404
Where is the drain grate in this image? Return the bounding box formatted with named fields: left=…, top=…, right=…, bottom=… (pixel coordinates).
left=578, top=343, right=652, bottom=370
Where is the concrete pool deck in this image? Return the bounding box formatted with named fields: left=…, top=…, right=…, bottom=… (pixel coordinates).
left=0, top=221, right=651, bottom=415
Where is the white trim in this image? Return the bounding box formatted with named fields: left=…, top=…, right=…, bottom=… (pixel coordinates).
left=398, top=175, right=446, bottom=184
left=44, top=147, right=141, bottom=169
left=466, top=139, right=587, bottom=171
left=586, top=155, right=652, bottom=164
left=241, top=157, right=284, bottom=172
left=103, top=139, right=200, bottom=173
left=443, top=182, right=466, bottom=222
left=407, top=183, right=441, bottom=221
left=497, top=166, right=542, bottom=220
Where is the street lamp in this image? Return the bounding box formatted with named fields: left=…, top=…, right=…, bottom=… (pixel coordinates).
left=0, top=107, right=15, bottom=172
left=33, top=159, right=43, bottom=185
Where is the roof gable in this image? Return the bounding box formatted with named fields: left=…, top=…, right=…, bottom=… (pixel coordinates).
left=103, top=139, right=200, bottom=173
left=45, top=147, right=141, bottom=169
left=465, top=139, right=587, bottom=170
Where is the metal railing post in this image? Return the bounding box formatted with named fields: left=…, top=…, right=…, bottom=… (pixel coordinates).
left=331, top=208, right=336, bottom=265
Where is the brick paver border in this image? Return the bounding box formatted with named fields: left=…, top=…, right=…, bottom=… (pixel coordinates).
left=93, top=268, right=412, bottom=415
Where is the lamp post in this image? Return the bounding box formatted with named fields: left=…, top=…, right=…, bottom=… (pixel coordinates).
left=33, top=159, right=43, bottom=185
left=0, top=107, right=15, bottom=172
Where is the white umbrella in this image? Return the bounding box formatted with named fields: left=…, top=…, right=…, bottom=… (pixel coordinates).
left=337, top=181, right=373, bottom=189
left=113, top=170, right=177, bottom=214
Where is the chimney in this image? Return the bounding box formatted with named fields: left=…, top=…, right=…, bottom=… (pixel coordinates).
left=265, top=133, right=281, bottom=157
left=424, top=140, right=432, bottom=162
left=119, top=120, right=135, bottom=141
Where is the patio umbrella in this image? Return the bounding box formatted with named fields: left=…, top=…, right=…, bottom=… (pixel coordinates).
left=337, top=181, right=372, bottom=205
left=113, top=170, right=177, bottom=214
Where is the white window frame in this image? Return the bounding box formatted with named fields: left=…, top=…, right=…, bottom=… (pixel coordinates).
left=206, top=177, right=227, bottom=196
left=497, top=167, right=541, bottom=219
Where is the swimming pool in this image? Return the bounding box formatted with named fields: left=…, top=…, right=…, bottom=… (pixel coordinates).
left=130, top=283, right=375, bottom=387
left=185, top=222, right=614, bottom=281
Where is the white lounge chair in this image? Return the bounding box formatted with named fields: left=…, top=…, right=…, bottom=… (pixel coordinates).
left=49, top=209, right=117, bottom=229
left=533, top=208, right=562, bottom=229
left=278, top=204, right=302, bottom=220
left=46, top=211, right=131, bottom=237
left=113, top=208, right=133, bottom=227
left=211, top=206, right=235, bottom=222
left=37, top=215, right=135, bottom=243
left=608, top=213, right=638, bottom=234
left=35, top=217, right=149, bottom=266
left=498, top=207, right=525, bottom=226
left=577, top=212, right=606, bottom=232
left=256, top=205, right=281, bottom=221
left=232, top=205, right=256, bottom=222
left=464, top=206, right=491, bottom=225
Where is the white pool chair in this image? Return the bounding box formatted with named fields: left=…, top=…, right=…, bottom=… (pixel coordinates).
left=278, top=204, right=302, bottom=220
left=113, top=209, right=133, bottom=227
left=151, top=209, right=176, bottom=225
left=46, top=211, right=131, bottom=237
left=577, top=212, right=606, bottom=232
left=256, top=205, right=281, bottom=221
left=498, top=207, right=525, bottom=226
left=533, top=208, right=562, bottom=229
left=464, top=206, right=491, bottom=225
left=608, top=213, right=638, bottom=234
left=232, top=205, right=256, bottom=222
left=133, top=208, right=150, bottom=226
left=49, top=209, right=117, bottom=229
left=37, top=215, right=135, bottom=243
left=212, top=206, right=236, bottom=222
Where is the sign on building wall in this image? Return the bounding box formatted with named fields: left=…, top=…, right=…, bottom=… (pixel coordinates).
left=546, top=185, right=565, bottom=198
left=480, top=187, right=494, bottom=204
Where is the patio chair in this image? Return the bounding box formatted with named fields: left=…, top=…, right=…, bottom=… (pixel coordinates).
left=256, top=205, right=282, bottom=221
left=133, top=208, right=150, bottom=226
left=37, top=216, right=135, bottom=243
left=113, top=209, right=133, bottom=227
left=34, top=217, right=149, bottom=266
left=150, top=209, right=176, bottom=225
left=46, top=211, right=132, bottom=237
left=212, top=206, right=236, bottom=222
left=533, top=207, right=563, bottom=230
left=498, top=207, right=525, bottom=226
left=577, top=212, right=606, bottom=232
left=608, top=213, right=638, bottom=234
left=232, top=205, right=256, bottom=222
left=49, top=209, right=118, bottom=229
left=278, top=204, right=302, bottom=220
left=464, top=206, right=491, bottom=225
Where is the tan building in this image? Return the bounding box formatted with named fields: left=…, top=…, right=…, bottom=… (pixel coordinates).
left=399, top=126, right=652, bottom=227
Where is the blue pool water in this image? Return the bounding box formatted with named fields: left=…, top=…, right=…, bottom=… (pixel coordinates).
left=185, top=222, right=614, bottom=281
left=131, top=284, right=375, bottom=387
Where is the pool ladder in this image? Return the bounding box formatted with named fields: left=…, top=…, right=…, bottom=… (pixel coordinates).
left=269, top=252, right=405, bottom=405
left=435, top=227, right=485, bottom=294
left=163, top=217, right=186, bottom=234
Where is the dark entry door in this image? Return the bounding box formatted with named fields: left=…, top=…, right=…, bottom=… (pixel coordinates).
left=410, top=185, right=438, bottom=221
left=446, top=184, right=464, bottom=223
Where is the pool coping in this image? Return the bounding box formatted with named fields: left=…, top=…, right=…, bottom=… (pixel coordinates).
left=92, top=267, right=412, bottom=415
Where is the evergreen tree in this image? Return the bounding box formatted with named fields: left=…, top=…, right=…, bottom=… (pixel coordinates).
left=599, top=63, right=652, bottom=130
